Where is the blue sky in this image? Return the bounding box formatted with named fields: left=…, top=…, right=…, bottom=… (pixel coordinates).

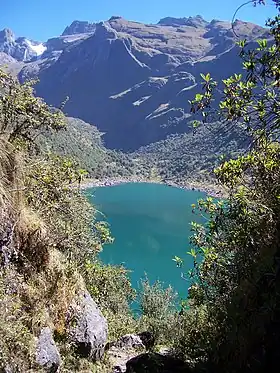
left=1, top=0, right=277, bottom=41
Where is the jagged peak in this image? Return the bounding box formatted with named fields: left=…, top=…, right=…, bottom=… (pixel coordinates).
left=0, top=28, right=15, bottom=42
left=62, top=20, right=96, bottom=36
left=109, top=15, right=123, bottom=22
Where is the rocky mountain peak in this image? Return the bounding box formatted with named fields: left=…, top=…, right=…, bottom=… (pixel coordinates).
left=158, top=15, right=208, bottom=28
left=95, top=21, right=118, bottom=40
left=62, top=20, right=96, bottom=36
left=109, top=15, right=123, bottom=21
left=0, top=28, right=15, bottom=43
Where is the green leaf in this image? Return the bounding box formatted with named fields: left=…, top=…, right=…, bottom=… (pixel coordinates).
left=200, top=73, right=206, bottom=80
left=172, top=256, right=184, bottom=268
left=195, top=93, right=203, bottom=102
left=187, top=248, right=197, bottom=258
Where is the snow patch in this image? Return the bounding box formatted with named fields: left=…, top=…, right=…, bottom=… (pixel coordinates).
left=146, top=103, right=170, bottom=119
left=110, top=88, right=132, bottom=99
left=62, top=34, right=89, bottom=43
left=26, top=40, right=47, bottom=56
left=133, top=96, right=151, bottom=106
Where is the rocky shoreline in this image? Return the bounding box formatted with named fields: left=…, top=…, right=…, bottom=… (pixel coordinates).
left=80, top=177, right=225, bottom=198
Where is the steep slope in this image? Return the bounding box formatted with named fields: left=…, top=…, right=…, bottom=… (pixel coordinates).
left=12, top=16, right=268, bottom=149
left=38, top=116, right=141, bottom=178
left=0, top=52, right=24, bottom=76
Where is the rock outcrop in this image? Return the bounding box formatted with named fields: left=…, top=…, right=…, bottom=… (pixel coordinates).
left=107, top=338, right=191, bottom=373
left=107, top=332, right=155, bottom=351
left=62, top=20, right=96, bottom=36
left=107, top=332, right=160, bottom=372
left=158, top=15, right=209, bottom=28
left=36, top=327, right=61, bottom=372
left=66, top=290, right=108, bottom=361
left=107, top=334, right=146, bottom=373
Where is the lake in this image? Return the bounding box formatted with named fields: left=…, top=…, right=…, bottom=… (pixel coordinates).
left=86, top=182, right=206, bottom=302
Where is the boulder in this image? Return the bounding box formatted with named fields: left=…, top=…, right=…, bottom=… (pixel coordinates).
left=66, top=290, right=108, bottom=361
left=106, top=331, right=155, bottom=352
left=107, top=332, right=157, bottom=373
left=107, top=334, right=145, bottom=351
left=36, top=327, right=61, bottom=372
left=126, top=352, right=192, bottom=373
left=137, top=332, right=155, bottom=350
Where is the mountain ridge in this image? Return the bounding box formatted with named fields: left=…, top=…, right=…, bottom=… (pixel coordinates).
left=0, top=15, right=268, bottom=150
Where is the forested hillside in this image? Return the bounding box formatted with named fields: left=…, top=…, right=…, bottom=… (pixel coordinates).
left=37, top=116, right=141, bottom=179
left=135, top=121, right=249, bottom=185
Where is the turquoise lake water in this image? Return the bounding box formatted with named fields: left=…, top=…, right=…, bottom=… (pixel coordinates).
left=86, top=182, right=206, bottom=302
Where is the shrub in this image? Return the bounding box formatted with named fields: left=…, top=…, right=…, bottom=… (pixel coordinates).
left=137, top=278, right=178, bottom=347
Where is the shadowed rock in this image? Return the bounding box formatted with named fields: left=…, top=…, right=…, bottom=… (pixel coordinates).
left=107, top=334, right=145, bottom=351
left=126, top=352, right=192, bottom=373
left=106, top=331, right=155, bottom=352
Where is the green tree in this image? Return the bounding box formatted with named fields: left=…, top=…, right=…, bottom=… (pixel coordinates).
left=0, top=71, right=65, bottom=148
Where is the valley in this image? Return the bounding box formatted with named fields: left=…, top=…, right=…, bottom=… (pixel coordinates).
left=1, top=3, right=279, bottom=371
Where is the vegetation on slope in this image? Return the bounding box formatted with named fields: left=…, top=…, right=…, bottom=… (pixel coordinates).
left=37, top=113, right=249, bottom=191
left=37, top=116, right=141, bottom=180
left=0, top=70, right=138, bottom=372
left=2, top=2, right=280, bottom=372
left=170, top=4, right=280, bottom=372
left=135, top=121, right=249, bottom=186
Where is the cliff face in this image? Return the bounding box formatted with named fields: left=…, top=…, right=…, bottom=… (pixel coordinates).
left=1, top=16, right=268, bottom=150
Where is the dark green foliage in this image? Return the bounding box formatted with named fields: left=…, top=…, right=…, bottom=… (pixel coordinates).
left=135, top=122, right=249, bottom=185
left=37, top=117, right=140, bottom=180
left=137, top=279, right=178, bottom=347
left=0, top=70, right=65, bottom=147
left=0, top=70, right=136, bottom=372
left=174, top=8, right=280, bottom=372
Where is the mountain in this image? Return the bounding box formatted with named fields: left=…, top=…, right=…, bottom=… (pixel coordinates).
left=0, top=28, right=46, bottom=62
left=1, top=16, right=268, bottom=150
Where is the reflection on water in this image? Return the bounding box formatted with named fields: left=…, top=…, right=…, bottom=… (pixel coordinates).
left=87, top=183, right=205, bottom=299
